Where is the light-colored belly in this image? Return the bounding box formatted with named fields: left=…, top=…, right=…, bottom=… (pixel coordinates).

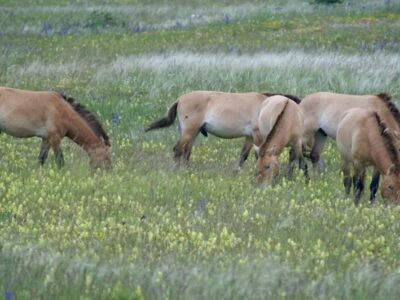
left=0, top=113, right=47, bottom=138
left=204, top=112, right=253, bottom=138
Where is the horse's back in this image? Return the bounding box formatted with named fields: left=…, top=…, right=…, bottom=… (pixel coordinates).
left=177, top=91, right=266, bottom=138
left=301, top=92, right=379, bottom=112
left=301, top=92, right=379, bottom=138
left=0, top=87, right=66, bottom=138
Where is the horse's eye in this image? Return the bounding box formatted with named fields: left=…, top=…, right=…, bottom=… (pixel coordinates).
left=388, top=185, right=394, bottom=191
left=265, top=165, right=270, bottom=170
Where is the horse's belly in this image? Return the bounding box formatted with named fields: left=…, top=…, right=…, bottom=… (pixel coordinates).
left=319, top=119, right=338, bottom=139
left=204, top=120, right=252, bottom=139
left=0, top=118, right=47, bottom=138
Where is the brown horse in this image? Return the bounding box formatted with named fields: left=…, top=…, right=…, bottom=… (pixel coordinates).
left=337, top=108, right=400, bottom=205
left=0, top=87, right=111, bottom=169
left=145, top=90, right=300, bottom=167
left=300, top=92, right=400, bottom=169
left=253, top=95, right=308, bottom=186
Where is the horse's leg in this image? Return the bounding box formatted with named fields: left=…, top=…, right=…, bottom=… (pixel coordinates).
left=341, top=159, right=352, bottom=195
left=238, top=137, right=253, bottom=168
left=173, top=140, right=183, bottom=168
left=353, top=162, right=366, bottom=206
left=49, top=135, right=64, bottom=168
left=310, top=129, right=328, bottom=170
left=173, top=132, right=196, bottom=168
left=182, top=138, right=195, bottom=167
left=369, top=168, right=380, bottom=204
left=294, top=141, right=309, bottom=182
left=286, top=147, right=296, bottom=179
left=38, top=138, right=50, bottom=166
left=252, top=129, right=263, bottom=161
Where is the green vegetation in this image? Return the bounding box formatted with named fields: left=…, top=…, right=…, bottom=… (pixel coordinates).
left=1, top=0, right=400, bottom=299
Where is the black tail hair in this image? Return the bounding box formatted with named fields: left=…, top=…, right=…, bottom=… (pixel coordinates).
left=145, top=102, right=178, bottom=132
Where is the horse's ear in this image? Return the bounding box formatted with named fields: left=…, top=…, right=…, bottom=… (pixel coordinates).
left=253, top=144, right=260, bottom=154
left=387, top=164, right=396, bottom=175
left=392, top=130, right=400, bottom=139
left=266, top=144, right=277, bottom=155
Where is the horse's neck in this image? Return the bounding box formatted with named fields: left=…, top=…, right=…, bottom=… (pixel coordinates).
left=265, top=134, right=286, bottom=155
left=378, top=103, right=400, bottom=131
left=66, top=112, right=101, bottom=151
left=369, top=128, right=394, bottom=175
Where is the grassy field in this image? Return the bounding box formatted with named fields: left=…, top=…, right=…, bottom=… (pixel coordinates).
left=1, top=0, right=400, bottom=299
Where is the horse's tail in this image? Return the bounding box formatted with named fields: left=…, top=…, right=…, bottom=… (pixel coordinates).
left=262, top=92, right=301, bottom=104
left=145, top=101, right=178, bottom=132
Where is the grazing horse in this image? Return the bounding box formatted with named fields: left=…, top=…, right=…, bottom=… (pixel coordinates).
left=0, top=87, right=112, bottom=169
left=337, top=108, right=400, bottom=205
left=253, top=95, right=308, bottom=186
left=145, top=91, right=301, bottom=167
left=300, top=92, right=400, bottom=169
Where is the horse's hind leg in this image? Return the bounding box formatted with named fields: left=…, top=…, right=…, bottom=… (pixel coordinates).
left=369, top=168, right=380, bottom=204
left=38, top=138, right=50, bottom=166
left=238, top=137, right=253, bottom=168
left=173, top=132, right=196, bottom=168
left=310, top=129, right=327, bottom=170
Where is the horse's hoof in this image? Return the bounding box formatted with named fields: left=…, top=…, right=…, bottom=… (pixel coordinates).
left=313, top=160, right=326, bottom=172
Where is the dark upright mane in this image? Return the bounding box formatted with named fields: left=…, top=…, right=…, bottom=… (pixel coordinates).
left=374, top=111, right=400, bottom=173
left=262, top=92, right=301, bottom=104
left=376, top=93, right=400, bottom=128
left=60, top=93, right=110, bottom=146
left=259, top=100, right=289, bottom=157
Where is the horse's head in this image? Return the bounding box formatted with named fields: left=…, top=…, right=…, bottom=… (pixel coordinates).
left=381, top=165, right=400, bottom=204
left=255, top=145, right=279, bottom=187
left=88, top=146, right=112, bottom=170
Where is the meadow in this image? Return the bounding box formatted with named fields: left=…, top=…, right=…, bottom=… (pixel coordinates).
left=1, top=0, right=400, bottom=299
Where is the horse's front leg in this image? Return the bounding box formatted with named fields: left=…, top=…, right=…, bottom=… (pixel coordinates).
left=38, top=138, right=50, bottom=166
left=294, top=141, right=309, bottom=183
left=353, top=162, right=366, bottom=206
left=49, top=135, right=64, bottom=168
left=52, top=145, right=64, bottom=168
left=341, top=158, right=352, bottom=196
left=369, top=168, right=380, bottom=204
left=286, top=147, right=296, bottom=179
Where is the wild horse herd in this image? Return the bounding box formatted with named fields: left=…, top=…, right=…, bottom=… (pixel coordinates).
left=1, top=86, right=399, bottom=205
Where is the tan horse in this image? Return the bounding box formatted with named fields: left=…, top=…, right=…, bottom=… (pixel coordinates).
left=253, top=95, right=308, bottom=186
left=300, top=92, right=400, bottom=169
left=145, top=91, right=301, bottom=167
left=0, top=87, right=111, bottom=169
left=337, top=108, right=400, bottom=205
